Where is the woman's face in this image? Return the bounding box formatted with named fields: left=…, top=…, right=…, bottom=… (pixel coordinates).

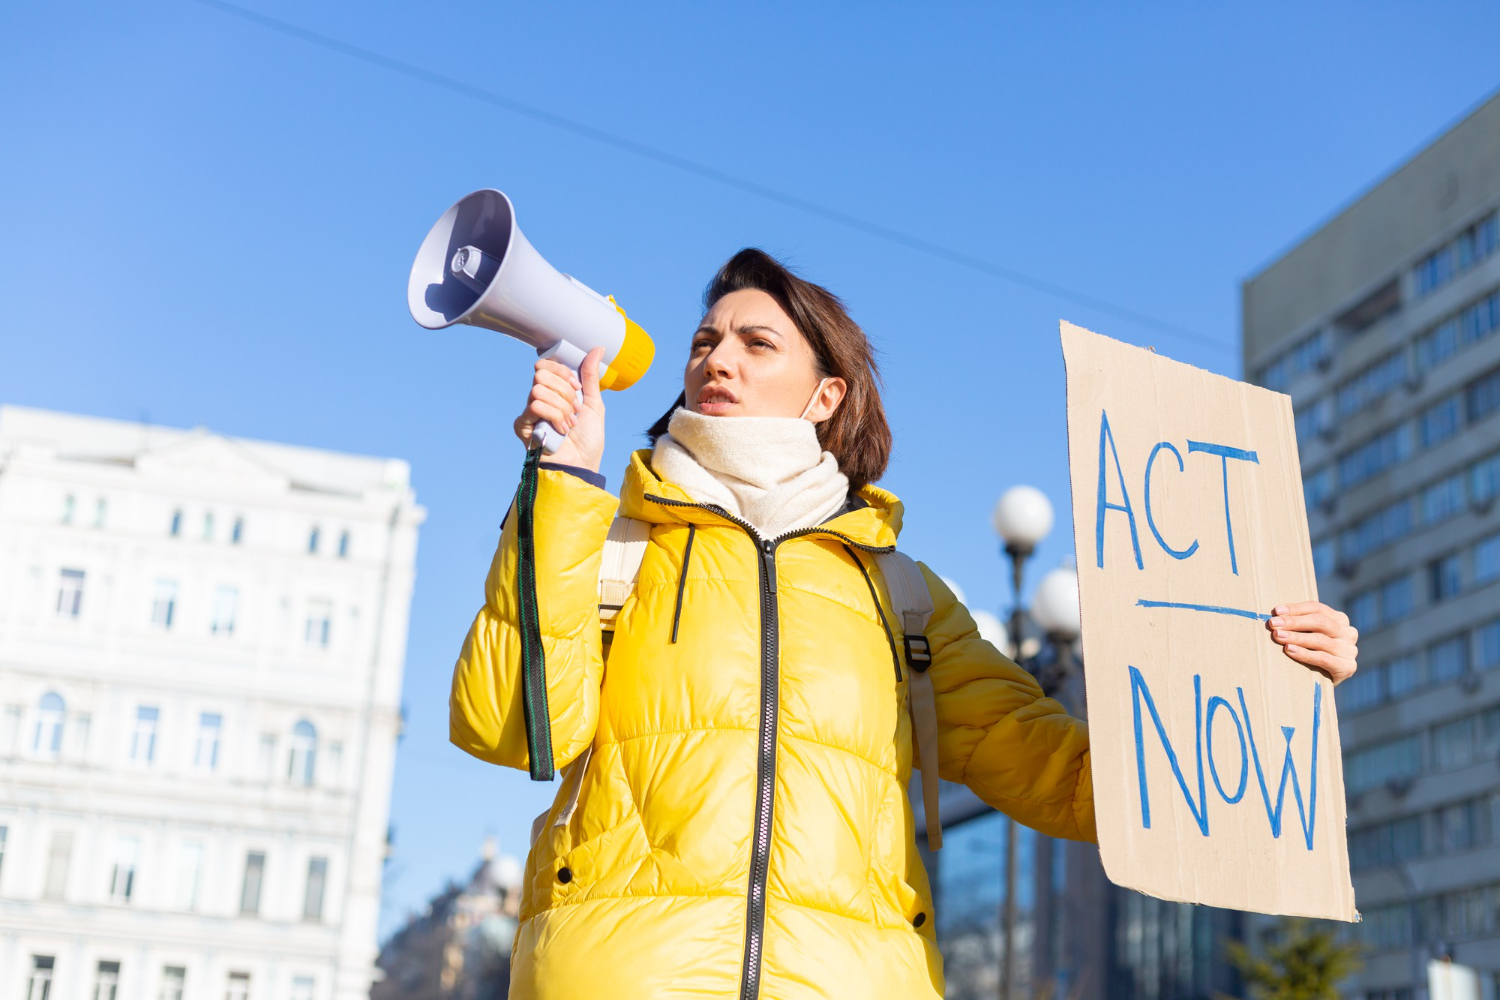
left=685, top=289, right=846, bottom=421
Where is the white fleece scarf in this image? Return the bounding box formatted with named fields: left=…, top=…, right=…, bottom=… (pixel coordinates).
left=651, top=408, right=851, bottom=539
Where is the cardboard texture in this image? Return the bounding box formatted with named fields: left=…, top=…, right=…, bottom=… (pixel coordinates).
left=1061, top=321, right=1358, bottom=921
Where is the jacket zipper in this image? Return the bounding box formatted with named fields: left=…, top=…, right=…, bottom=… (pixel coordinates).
left=643, top=494, right=892, bottom=1000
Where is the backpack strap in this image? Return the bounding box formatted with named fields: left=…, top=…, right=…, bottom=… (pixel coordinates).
left=874, top=550, right=942, bottom=851
left=598, top=515, right=651, bottom=635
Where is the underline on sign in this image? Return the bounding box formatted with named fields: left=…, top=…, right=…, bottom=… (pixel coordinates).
left=1135, top=600, right=1272, bottom=622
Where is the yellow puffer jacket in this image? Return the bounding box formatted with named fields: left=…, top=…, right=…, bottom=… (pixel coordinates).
left=451, top=450, right=1095, bottom=1000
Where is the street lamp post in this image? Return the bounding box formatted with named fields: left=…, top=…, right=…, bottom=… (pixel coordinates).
left=992, top=486, right=1055, bottom=1000
left=1027, top=564, right=1083, bottom=997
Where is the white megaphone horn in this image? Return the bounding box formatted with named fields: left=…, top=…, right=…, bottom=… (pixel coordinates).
left=408, top=189, right=654, bottom=454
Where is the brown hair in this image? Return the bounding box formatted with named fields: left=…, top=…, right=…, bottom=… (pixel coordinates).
left=647, top=248, right=892, bottom=490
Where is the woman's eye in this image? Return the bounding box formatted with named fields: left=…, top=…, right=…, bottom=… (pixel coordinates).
left=751, top=339, right=774, bottom=350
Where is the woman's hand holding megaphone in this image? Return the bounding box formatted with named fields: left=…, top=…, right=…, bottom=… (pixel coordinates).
left=513, top=346, right=607, bottom=473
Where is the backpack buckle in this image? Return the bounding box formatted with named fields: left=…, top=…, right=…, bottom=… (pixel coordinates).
left=903, top=633, right=932, bottom=673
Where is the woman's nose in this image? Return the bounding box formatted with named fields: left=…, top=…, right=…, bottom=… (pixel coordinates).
left=704, top=343, right=736, bottom=379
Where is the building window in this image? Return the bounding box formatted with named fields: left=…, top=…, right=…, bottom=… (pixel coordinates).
left=93, top=961, right=121, bottom=1000
left=175, top=841, right=203, bottom=910
left=1474, top=532, right=1500, bottom=585
left=194, top=712, right=222, bottom=771
left=1303, top=467, right=1333, bottom=511
left=1479, top=620, right=1500, bottom=672
left=109, top=837, right=138, bottom=903
left=1430, top=553, right=1464, bottom=601
left=1339, top=499, right=1413, bottom=563
left=1346, top=734, right=1423, bottom=794
left=290, top=976, right=315, bottom=1000
left=94, top=498, right=107, bottom=528
left=1338, top=423, right=1414, bottom=490
left=1413, top=214, right=1498, bottom=300
left=303, top=856, right=328, bottom=921
left=1387, top=654, right=1422, bottom=698
left=131, top=706, right=159, bottom=764
left=33, top=692, right=65, bottom=757
left=211, top=586, right=238, bottom=636
left=1336, top=662, right=1386, bottom=714
left=1311, top=539, right=1334, bottom=579
left=170, top=509, right=182, bottom=537
left=1336, top=350, right=1408, bottom=419
left=27, top=956, right=55, bottom=1000
left=159, top=966, right=186, bottom=1000
left=240, top=851, right=266, bottom=915
left=1380, top=575, right=1415, bottom=622
left=151, top=580, right=177, bottom=630
left=1468, top=366, right=1500, bottom=424
left=289, top=720, right=317, bottom=786
left=1474, top=452, right=1500, bottom=505
left=62, top=494, right=75, bottom=525
left=1433, top=716, right=1476, bottom=770
left=203, top=512, right=215, bottom=541
left=1258, top=328, right=1330, bottom=392
left=56, top=568, right=85, bottom=619
left=305, top=599, right=332, bottom=648
left=1415, top=245, right=1456, bottom=298
left=1429, top=635, right=1470, bottom=684
left=43, top=831, right=72, bottom=899
left=1295, top=397, right=1334, bottom=445
left=337, top=530, right=350, bottom=558
left=231, top=516, right=244, bottom=544
left=308, top=526, right=320, bottom=554
left=1421, top=473, right=1467, bottom=525
left=1458, top=213, right=1500, bottom=269
left=225, top=973, right=251, bottom=1000
left=1419, top=395, right=1462, bottom=449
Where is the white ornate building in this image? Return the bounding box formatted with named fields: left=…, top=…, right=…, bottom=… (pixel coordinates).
left=0, top=406, right=424, bottom=1000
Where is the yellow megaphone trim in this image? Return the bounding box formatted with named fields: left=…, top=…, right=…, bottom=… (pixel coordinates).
left=598, top=295, right=655, bottom=391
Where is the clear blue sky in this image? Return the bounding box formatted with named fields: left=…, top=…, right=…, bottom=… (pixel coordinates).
left=4, top=0, right=1497, bottom=939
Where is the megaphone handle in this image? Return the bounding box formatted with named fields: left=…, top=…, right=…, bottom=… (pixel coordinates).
left=531, top=384, right=584, bottom=456
left=533, top=342, right=589, bottom=456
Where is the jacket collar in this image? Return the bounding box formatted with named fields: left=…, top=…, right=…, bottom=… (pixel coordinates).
left=619, top=449, right=903, bottom=548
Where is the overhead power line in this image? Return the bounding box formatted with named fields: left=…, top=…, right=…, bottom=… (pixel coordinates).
left=187, top=0, right=1235, bottom=357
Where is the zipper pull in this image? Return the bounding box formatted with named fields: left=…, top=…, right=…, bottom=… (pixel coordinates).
left=759, top=538, right=777, bottom=595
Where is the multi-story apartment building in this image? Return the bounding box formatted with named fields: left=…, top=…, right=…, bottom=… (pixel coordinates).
left=1243, top=93, right=1500, bottom=998
left=0, top=406, right=424, bottom=1000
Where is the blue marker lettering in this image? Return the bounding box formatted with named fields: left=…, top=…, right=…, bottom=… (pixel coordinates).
left=1237, top=684, right=1321, bottom=850
left=1206, top=695, right=1247, bottom=804
left=1144, top=441, right=1200, bottom=560
left=1129, top=666, right=1209, bottom=836
left=1096, top=411, right=1144, bottom=570
left=1186, top=441, right=1259, bottom=575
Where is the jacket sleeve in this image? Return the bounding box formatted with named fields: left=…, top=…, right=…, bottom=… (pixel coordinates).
left=449, top=467, right=620, bottom=772
left=916, top=562, right=1096, bottom=843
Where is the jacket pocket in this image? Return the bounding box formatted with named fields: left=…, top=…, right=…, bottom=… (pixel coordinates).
left=870, top=855, right=935, bottom=936
left=527, top=751, right=652, bottom=914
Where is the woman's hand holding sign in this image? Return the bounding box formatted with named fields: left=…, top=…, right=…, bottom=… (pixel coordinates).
left=1267, top=601, right=1359, bottom=685
left=513, top=346, right=607, bottom=473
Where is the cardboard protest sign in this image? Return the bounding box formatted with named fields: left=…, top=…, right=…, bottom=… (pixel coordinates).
left=1061, top=321, right=1357, bottom=921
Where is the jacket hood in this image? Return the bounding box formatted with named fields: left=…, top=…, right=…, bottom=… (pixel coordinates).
left=618, top=448, right=904, bottom=547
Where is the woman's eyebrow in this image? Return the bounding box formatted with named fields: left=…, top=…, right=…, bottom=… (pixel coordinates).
left=737, top=324, right=783, bottom=339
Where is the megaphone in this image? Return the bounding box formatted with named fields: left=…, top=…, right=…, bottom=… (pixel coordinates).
left=408, top=189, right=654, bottom=454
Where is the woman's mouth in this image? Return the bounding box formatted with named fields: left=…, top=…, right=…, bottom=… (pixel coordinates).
left=697, top=385, right=738, bottom=415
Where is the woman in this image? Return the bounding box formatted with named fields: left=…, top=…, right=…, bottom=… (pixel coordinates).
left=450, top=249, right=1358, bottom=1000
